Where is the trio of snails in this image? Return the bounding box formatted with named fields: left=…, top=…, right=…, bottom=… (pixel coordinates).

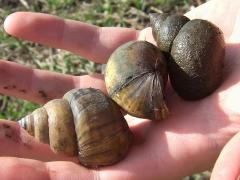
left=18, top=13, right=225, bottom=168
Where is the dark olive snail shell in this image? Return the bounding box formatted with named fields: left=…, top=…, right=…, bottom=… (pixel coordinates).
left=105, top=41, right=169, bottom=120
left=19, top=88, right=133, bottom=168
left=150, top=13, right=225, bottom=100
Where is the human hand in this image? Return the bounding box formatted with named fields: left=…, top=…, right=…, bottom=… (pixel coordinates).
left=1, top=0, right=240, bottom=179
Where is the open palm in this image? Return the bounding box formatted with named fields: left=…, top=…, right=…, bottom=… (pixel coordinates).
left=1, top=0, right=240, bottom=179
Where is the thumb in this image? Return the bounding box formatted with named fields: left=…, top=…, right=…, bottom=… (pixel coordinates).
left=211, top=132, right=240, bottom=180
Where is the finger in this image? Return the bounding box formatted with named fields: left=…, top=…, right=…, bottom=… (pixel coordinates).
left=211, top=132, right=240, bottom=180
left=0, top=120, right=79, bottom=163
left=0, top=60, right=105, bottom=104
left=185, top=0, right=240, bottom=42
left=4, top=12, right=138, bottom=64
left=0, top=157, right=94, bottom=180
left=0, top=117, right=142, bottom=166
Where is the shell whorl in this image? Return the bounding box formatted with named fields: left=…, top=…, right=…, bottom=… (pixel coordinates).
left=19, top=99, right=78, bottom=156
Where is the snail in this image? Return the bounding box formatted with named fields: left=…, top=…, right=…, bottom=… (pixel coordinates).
left=18, top=88, right=133, bottom=168
left=105, top=40, right=169, bottom=121
left=150, top=13, right=225, bottom=100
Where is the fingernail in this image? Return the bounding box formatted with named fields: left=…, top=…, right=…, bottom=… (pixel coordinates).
left=3, top=14, right=12, bottom=32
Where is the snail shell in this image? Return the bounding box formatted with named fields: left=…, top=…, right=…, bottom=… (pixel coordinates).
left=150, top=13, right=225, bottom=100
left=19, top=88, right=133, bottom=168
left=105, top=40, right=169, bottom=120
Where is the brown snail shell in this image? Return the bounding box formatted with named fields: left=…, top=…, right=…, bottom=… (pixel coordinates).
left=150, top=13, right=225, bottom=100
left=105, top=40, right=169, bottom=120
left=19, top=88, right=133, bottom=168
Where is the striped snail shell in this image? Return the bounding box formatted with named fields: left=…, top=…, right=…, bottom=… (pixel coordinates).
left=105, top=40, right=169, bottom=121
left=19, top=88, right=133, bottom=168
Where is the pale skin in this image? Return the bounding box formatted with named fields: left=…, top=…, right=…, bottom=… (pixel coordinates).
left=0, top=0, right=240, bottom=179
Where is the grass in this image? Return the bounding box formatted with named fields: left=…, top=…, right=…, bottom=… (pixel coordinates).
left=0, top=0, right=209, bottom=179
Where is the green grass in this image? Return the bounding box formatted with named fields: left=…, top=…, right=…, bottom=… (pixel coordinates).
left=0, top=0, right=209, bottom=179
